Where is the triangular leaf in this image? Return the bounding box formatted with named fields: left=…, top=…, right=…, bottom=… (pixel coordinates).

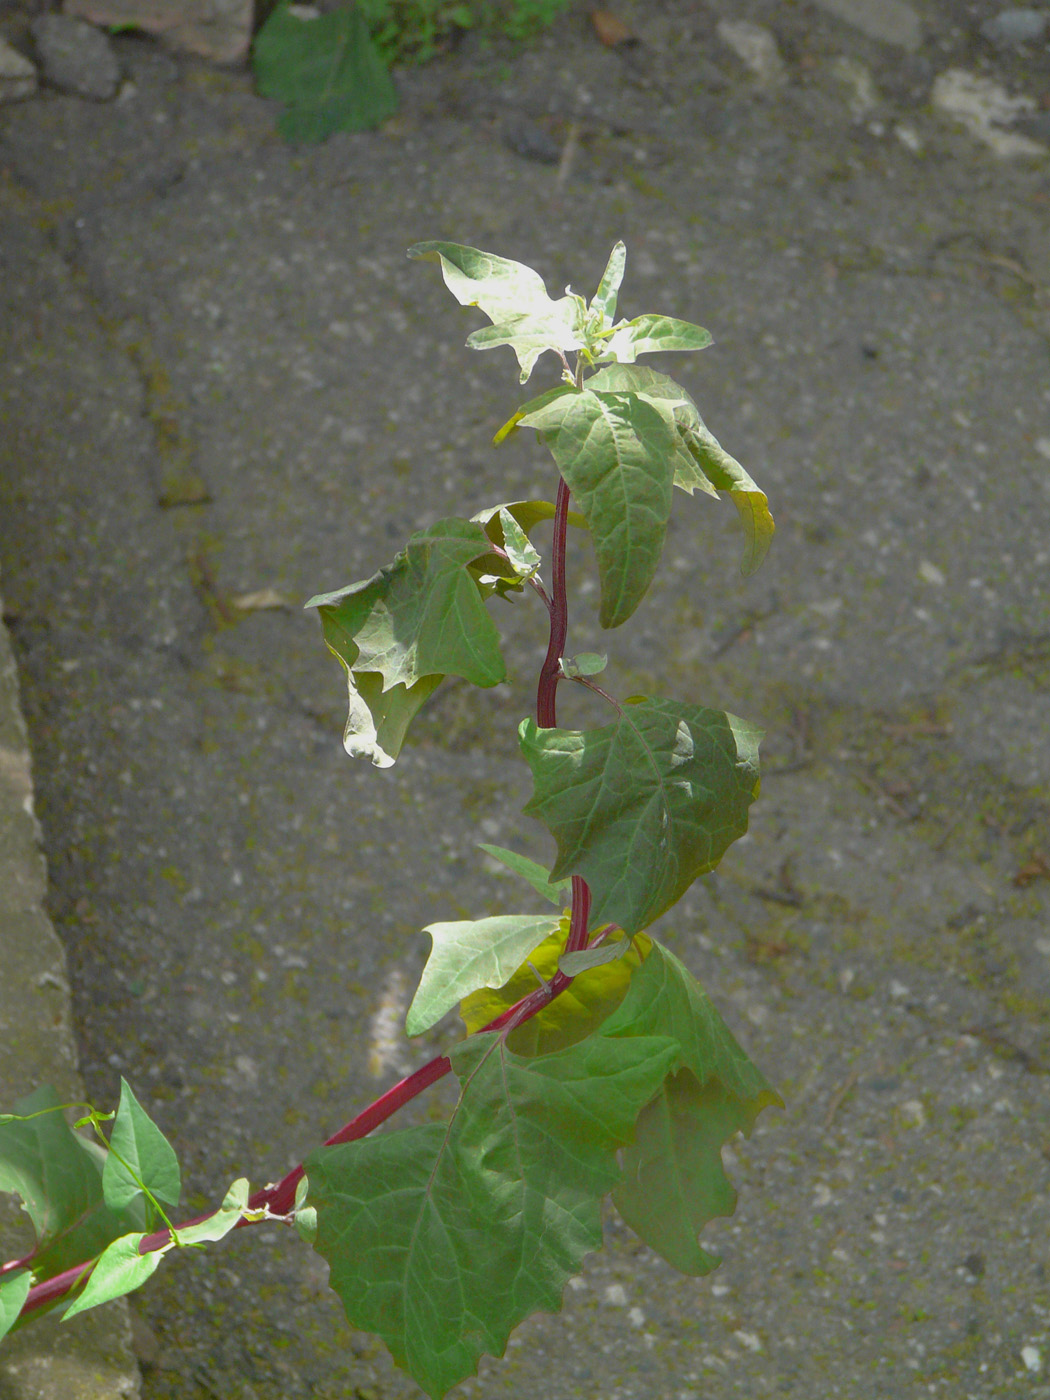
left=585, top=364, right=717, bottom=496
left=476, top=843, right=570, bottom=905
left=461, top=928, right=651, bottom=1056
left=307, top=518, right=507, bottom=765
left=103, top=1079, right=180, bottom=1215
left=614, top=1070, right=742, bottom=1274
left=340, top=671, right=443, bottom=769
left=61, top=1233, right=163, bottom=1322
left=520, top=698, right=763, bottom=935
left=173, top=1179, right=250, bottom=1246
left=252, top=3, right=398, bottom=144
left=496, top=508, right=540, bottom=579
left=307, top=1027, right=678, bottom=1398
left=0, top=1086, right=144, bottom=1282
left=599, top=941, right=781, bottom=1272
left=591, top=242, right=626, bottom=322
left=585, top=365, right=774, bottom=573
left=517, top=388, right=677, bottom=627
left=408, top=242, right=583, bottom=382
left=604, top=314, right=713, bottom=363
left=0, top=1271, right=31, bottom=1343
left=681, top=422, right=774, bottom=576
left=406, top=914, right=563, bottom=1037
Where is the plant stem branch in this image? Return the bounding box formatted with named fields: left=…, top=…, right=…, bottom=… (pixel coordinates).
left=536, top=477, right=570, bottom=727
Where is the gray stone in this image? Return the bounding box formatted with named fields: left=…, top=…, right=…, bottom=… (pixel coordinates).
left=30, top=14, right=119, bottom=100
left=0, top=586, right=142, bottom=1396
left=716, top=19, right=788, bottom=86
left=980, top=8, right=1050, bottom=46
left=932, top=67, right=1047, bottom=157
left=811, top=0, right=923, bottom=51
left=62, top=0, right=252, bottom=64
left=0, top=37, right=37, bottom=103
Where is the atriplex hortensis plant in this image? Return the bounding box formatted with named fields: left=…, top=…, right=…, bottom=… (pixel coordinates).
left=0, top=241, right=781, bottom=1398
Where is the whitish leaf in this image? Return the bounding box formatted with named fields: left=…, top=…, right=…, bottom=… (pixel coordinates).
left=405, top=914, right=563, bottom=1036
left=253, top=2, right=398, bottom=143
left=520, top=698, right=762, bottom=935
left=340, top=671, right=442, bottom=769
left=586, top=364, right=774, bottom=574
left=476, top=844, right=570, bottom=906
left=307, top=1027, right=678, bottom=1398
left=408, top=242, right=583, bottom=381
left=497, top=508, right=540, bottom=578
left=517, top=388, right=677, bottom=627
left=307, top=518, right=506, bottom=766
left=62, top=1233, right=163, bottom=1321
left=559, top=652, right=607, bottom=679
left=591, top=242, right=626, bottom=322
left=600, top=940, right=781, bottom=1272
left=0, top=1271, right=30, bottom=1343
left=103, top=1079, right=180, bottom=1215
left=604, top=314, right=713, bottom=363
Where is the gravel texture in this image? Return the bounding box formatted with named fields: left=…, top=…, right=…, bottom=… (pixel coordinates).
left=1, top=1, right=1049, bottom=1397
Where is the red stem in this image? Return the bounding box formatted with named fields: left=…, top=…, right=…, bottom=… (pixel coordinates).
left=15, top=469, right=600, bottom=1325
left=536, top=477, right=571, bottom=728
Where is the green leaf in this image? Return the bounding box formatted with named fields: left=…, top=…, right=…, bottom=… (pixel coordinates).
left=496, top=508, right=540, bottom=579
left=461, top=928, right=650, bottom=1056
left=477, top=843, right=570, bottom=906
left=408, top=242, right=583, bottom=382
left=466, top=311, right=584, bottom=383
left=103, top=1079, right=180, bottom=1216
left=585, top=364, right=716, bottom=497
left=586, top=365, right=774, bottom=575
left=405, top=914, right=563, bottom=1036
left=173, top=1179, right=249, bottom=1247
left=681, top=419, right=774, bottom=576
left=604, top=314, right=713, bottom=363
left=340, top=671, right=443, bottom=770
left=599, top=941, right=781, bottom=1272
left=471, top=497, right=587, bottom=542
left=0, top=1086, right=144, bottom=1282
left=520, top=699, right=763, bottom=935
left=590, top=242, right=626, bottom=322
left=517, top=388, right=677, bottom=627
left=307, top=1026, right=678, bottom=1399
left=252, top=3, right=398, bottom=144
left=61, top=1233, right=163, bottom=1321
left=0, top=1271, right=31, bottom=1343
left=559, top=652, right=607, bottom=679
left=558, top=934, right=632, bottom=975
left=492, top=386, right=577, bottom=446
left=292, top=1174, right=317, bottom=1243
left=307, top=518, right=506, bottom=766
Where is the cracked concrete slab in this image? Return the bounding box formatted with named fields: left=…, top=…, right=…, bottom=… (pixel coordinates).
left=1, top=1, right=1048, bottom=1396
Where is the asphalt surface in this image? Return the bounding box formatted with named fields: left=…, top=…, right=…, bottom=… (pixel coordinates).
left=1, top=1, right=1049, bottom=1397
